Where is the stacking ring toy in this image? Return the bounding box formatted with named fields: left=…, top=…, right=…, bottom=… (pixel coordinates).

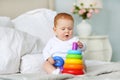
left=67, top=50, right=82, bottom=54
left=72, top=42, right=78, bottom=50
left=63, top=64, right=84, bottom=70
left=65, top=59, right=83, bottom=64
left=62, top=69, right=84, bottom=75
left=66, top=54, right=82, bottom=59
left=53, top=56, right=64, bottom=67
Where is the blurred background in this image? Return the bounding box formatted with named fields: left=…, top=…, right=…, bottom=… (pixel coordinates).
left=55, top=0, right=120, bottom=61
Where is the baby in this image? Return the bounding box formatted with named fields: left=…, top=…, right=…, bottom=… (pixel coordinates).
left=42, top=13, right=86, bottom=75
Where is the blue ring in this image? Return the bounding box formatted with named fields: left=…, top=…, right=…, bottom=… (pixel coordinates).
left=53, top=56, right=64, bottom=67
left=67, top=50, right=82, bottom=54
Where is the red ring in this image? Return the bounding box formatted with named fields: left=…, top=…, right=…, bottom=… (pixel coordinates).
left=62, top=69, right=84, bottom=75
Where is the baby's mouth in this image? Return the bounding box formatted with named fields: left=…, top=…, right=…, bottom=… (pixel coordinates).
left=65, top=35, right=69, bottom=38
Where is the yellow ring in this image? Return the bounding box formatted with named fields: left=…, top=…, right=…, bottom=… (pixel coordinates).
left=63, top=64, right=84, bottom=70
left=65, top=59, right=83, bottom=64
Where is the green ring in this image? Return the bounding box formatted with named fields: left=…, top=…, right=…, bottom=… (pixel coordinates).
left=66, top=54, right=82, bottom=59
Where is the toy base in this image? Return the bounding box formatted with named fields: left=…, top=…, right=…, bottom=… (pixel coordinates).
left=62, top=69, right=84, bottom=75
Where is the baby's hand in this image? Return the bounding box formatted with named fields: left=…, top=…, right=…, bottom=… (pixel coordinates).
left=77, top=41, right=83, bottom=48
left=47, top=57, right=55, bottom=64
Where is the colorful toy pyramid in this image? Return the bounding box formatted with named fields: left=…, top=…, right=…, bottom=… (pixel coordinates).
left=62, top=42, right=85, bottom=75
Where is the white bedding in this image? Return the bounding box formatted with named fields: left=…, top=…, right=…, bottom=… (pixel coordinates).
left=0, top=8, right=55, bottom=75
left=0, top=27, right=39, bottom=74
left=20, top=54, right=45, bottom=74
left=0, top=16, right=14, bottom=28
left=0, top=61, right=120, bottom=80
left=12, top=8, right=56, bottom=51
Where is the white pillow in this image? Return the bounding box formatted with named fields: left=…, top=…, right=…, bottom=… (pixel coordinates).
left=0, top=27, right=39, bottom=74
left=12, top=8, right=57, bottom=51
left=20, top=54, right=46, bottom=74
left=0, top=16, right=14, bottom=28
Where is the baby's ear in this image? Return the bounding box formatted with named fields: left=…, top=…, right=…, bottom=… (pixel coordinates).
left=53, top=26, right=56, bottom=31
left=53, top=27, right=57, bottom=35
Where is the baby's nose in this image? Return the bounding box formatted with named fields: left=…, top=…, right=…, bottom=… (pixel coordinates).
left=65, top=29, right=69, bottom=32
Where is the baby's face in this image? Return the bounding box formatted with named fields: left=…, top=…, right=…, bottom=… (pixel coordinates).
left=54, top=19, right=74, bottom=41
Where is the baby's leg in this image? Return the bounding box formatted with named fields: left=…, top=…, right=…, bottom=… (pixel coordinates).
left=43, top=61, right=56, bottom=74
left=43, top=61, right=61, bottom=74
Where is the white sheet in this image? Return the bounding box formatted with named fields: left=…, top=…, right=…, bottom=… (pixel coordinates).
left=0, top=61, right=120, bottom=80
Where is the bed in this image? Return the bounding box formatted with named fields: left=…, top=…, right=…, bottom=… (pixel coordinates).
left=0, top=0, right=120, bottom=80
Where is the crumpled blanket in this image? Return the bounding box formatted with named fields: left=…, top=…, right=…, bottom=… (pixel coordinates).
left=0, top=62, right=120, bottom=80
left=86, top=62, right=120, bottom=76
left=67, top=62, right=120, bottom=80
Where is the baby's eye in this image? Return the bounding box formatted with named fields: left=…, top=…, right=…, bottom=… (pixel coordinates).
left=68, top=27, right=73, bottom=30
left=61, top=28, right=65, bottom=30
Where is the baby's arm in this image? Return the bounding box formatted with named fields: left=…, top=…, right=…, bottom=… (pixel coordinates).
left=43, top=39, right=53, bottom=61
left=77, top=41, right=87, bottom=72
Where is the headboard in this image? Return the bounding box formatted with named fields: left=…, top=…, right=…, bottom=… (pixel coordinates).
left=0, top=0, right=55, bottom=19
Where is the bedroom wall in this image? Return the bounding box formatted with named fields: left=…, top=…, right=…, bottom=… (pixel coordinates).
left=0, top=0, right=53, bottom=18
left=55, top=0, right=120, bottom=62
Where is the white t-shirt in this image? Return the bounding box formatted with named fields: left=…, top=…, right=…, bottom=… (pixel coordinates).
left=42, top=36, right=86, bottom=61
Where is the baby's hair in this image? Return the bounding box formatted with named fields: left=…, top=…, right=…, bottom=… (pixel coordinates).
left=54, top=13, right=74, bottom=27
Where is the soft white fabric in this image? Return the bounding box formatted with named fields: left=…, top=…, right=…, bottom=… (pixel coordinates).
left=0, top=27, right=39, bottom=74
left=86, top=62, right=120, bottom=76
left=12, top=8, right=57, bottom=51
left=0, top=73, right=74, bottom=80
left=0, top=27, right=22, bottom=74
left=43, top=36, right=86, bottom=61
left=0, top=16, right=14, bottom=28
left=85, top=60, right=108, bottom=67
left=20, top=54, right=46, bottom=74
left=52, top=68, right=60, bottom=75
